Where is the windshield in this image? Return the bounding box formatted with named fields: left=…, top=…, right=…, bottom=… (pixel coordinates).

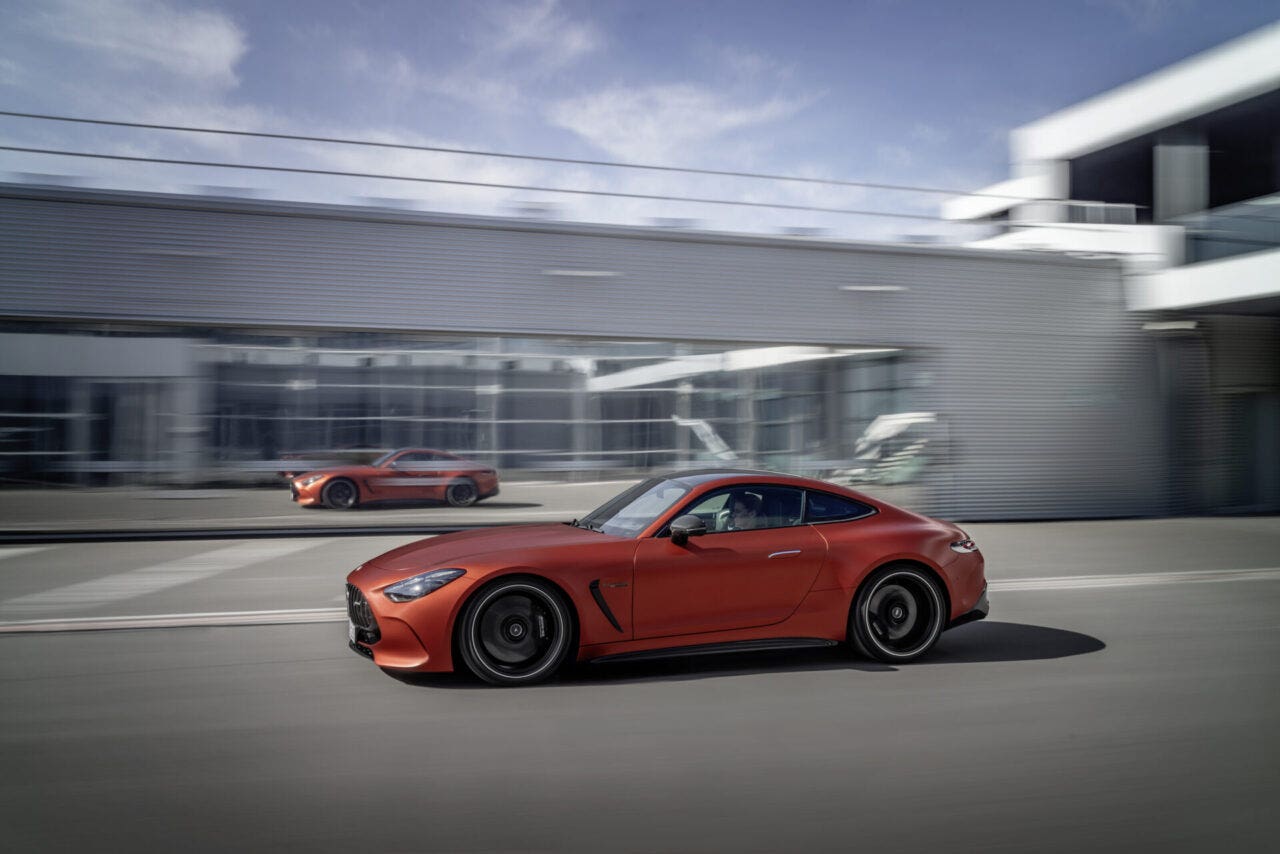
left=578, top=477, right=692, bottom=538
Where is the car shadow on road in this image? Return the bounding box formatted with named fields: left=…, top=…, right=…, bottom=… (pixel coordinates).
left=929, top=620, right=1106, bottom=664
left=381, top=621, right=1104, bottom=689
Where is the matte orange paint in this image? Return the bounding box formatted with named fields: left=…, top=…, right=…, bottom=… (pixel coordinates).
left=290, top=448, right=499, bottom=507
left=344, top=472, right=986, bottom=673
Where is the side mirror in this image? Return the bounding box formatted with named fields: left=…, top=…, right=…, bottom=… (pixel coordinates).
left=670, top=514, right=707, bottom=546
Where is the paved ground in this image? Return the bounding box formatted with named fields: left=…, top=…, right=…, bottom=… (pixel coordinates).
left=0, top=518, right=1278, bottom=851
left=1, top=575, right=1277, bottom=852
left=2, top=517, right=1280, bottom=850
left=1, top=517, right=1277, bottom=624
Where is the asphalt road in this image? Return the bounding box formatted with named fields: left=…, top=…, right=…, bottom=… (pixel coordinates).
left=1, top=519, right=1278, bottom=852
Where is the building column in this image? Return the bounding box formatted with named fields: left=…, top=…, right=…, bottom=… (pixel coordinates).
left=69, top=378, right=92, bottom=487
left=1153, top=128, right=1209, bottom=222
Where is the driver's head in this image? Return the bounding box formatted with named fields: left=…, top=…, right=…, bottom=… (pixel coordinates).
left=729, top=492, right=762, bottom=529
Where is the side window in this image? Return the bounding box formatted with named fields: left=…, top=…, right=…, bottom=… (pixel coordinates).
left=680, top=486, right=805, bottom=533
left=394, top=451, right=442, bottom=469
left=804, top=491, right=875, bottom=524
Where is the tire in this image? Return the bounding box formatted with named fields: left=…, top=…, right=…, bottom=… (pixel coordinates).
left=849, top=563, right=946, bottom=663
left=321, top=478, right=359, bottom=510
left=445, top=478, right=479, bottom=507
left=457, top=578, right=574, bottom=686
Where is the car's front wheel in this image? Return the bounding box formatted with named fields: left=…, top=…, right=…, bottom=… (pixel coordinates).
left=445, top=478, right=479, bottom=507
left=849, top=563, right=946, bottom=663
left=457, top=578, right=574, bottom=686
left=321, top=478, right=359, bottom=510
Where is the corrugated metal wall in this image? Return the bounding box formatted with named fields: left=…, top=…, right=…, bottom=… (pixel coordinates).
left=0, top=185, right=1164, bottom=518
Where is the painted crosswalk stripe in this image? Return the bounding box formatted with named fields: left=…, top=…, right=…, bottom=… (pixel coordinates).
left=0, top=540, right=329, bottom=613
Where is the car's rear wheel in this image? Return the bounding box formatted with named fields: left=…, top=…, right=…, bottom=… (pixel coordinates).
left=322, top=478, right=359, bottom=510
left=849, top=563, right=945, bottom=663
left=457, top=578, right=573, bottom=686
left=446, top=478, right=478, bottom=507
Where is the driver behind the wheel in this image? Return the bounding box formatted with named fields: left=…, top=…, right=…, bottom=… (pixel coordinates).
left=726, top=492, right=763, bottom=531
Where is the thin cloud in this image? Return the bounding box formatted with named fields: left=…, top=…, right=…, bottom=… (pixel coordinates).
left=338, top=1, right=601, bottom=115
left=481, top=0, right=603, bottom=72
left=548, top=84, right=816, bottom=163
left=23, top=0, right=247, bottom=87
left=712, top=45, right=796, bottom=82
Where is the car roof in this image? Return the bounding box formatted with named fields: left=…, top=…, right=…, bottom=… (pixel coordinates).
left=658, top=468, right=813, bottom=487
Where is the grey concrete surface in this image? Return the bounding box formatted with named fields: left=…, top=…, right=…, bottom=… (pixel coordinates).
left=1, top=518, right=1277, bottom=626
left=1, top=579, right=1277, bottom=853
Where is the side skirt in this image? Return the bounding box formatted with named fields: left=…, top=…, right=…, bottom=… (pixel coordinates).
left=588, top=637, right=837, bottom=665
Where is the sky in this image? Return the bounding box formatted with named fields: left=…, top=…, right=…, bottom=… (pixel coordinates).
left=1, top=0, right=1277, bottom=241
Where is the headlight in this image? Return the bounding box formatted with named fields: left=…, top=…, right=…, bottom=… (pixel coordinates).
left=299, top=474, right=325, bottom=487
left=950, top=530, right=979, bottom=554
left=384, top=568, right=466, bottom=602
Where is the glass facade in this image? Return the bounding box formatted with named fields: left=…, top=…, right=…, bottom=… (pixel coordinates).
left=0, top=328, right=922, bottom=487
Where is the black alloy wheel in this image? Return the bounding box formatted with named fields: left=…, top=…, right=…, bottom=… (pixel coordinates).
left=322, top=478, right=359, bottom=510
left=457, top=579, right=573, bottom=686
left=446, top=478, right=479, bottom=507
left=849, top=564, right=945, bottom=662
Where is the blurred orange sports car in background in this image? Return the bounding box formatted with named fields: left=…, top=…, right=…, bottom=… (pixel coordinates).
left=290, top=448, right=499, bottom=509
left=345, top=469, right=988, bottom=685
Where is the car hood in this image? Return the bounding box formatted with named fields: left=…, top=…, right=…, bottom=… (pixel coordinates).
left=363, top=522, right=609, bottom=575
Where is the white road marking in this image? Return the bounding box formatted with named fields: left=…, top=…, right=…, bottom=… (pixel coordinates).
left=1, top=564, right=1278, bottom=635
left=990, top=567, right=1280, bottom=591
left=0, top=547, right=51, bottom=562
left=513, top=480, right=636, bottom=487
left=0, top=540, right=329, bottom=614
left=0, top=608, right=346, bottom=633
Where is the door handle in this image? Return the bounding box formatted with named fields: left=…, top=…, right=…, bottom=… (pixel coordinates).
left=768, top=549, right=802, bottom=559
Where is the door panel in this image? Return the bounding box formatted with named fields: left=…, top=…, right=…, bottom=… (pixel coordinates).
left=632, top=525, right=827, bottom=640
left=373, top=453, right=448, bottom=500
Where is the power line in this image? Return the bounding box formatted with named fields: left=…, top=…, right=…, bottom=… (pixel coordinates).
left=0, top=145, right=961, bottom=221
left=0, top=108, right=1043, bottom=203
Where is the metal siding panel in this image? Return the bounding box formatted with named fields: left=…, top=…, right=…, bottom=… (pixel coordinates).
left=0, top=188, right=1163, bottom=518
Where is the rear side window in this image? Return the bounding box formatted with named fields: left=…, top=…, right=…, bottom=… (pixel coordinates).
left=804, top=491, right=875, bottom=524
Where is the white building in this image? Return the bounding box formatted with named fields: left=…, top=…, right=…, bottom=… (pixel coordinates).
left=944, top=21, right=1280, bottom=512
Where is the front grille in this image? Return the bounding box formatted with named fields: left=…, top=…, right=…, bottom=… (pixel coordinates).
left=345, top=583, right=381, bottom=645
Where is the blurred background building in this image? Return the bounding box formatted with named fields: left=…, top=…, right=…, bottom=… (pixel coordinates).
left=1, top=23, right=1276, bottom=519
left=944, top=21, right=1280, bottom=515
left=0, top=182, right=1159, bottom=519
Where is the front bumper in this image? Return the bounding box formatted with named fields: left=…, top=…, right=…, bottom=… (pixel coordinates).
left=291, top=479, right=324, bottom=505
left=344, top=572, right=469, bottom=672
left=946, top=584, right=989, bottom=630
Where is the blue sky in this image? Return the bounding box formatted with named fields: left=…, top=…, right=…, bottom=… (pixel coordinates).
left=1, top=0, right=1277, bottom=240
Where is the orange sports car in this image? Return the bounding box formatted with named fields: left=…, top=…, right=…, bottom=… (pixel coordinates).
left=345, top=470, right=988, bottom=685
left=290, top=448, right=499, bottom=509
